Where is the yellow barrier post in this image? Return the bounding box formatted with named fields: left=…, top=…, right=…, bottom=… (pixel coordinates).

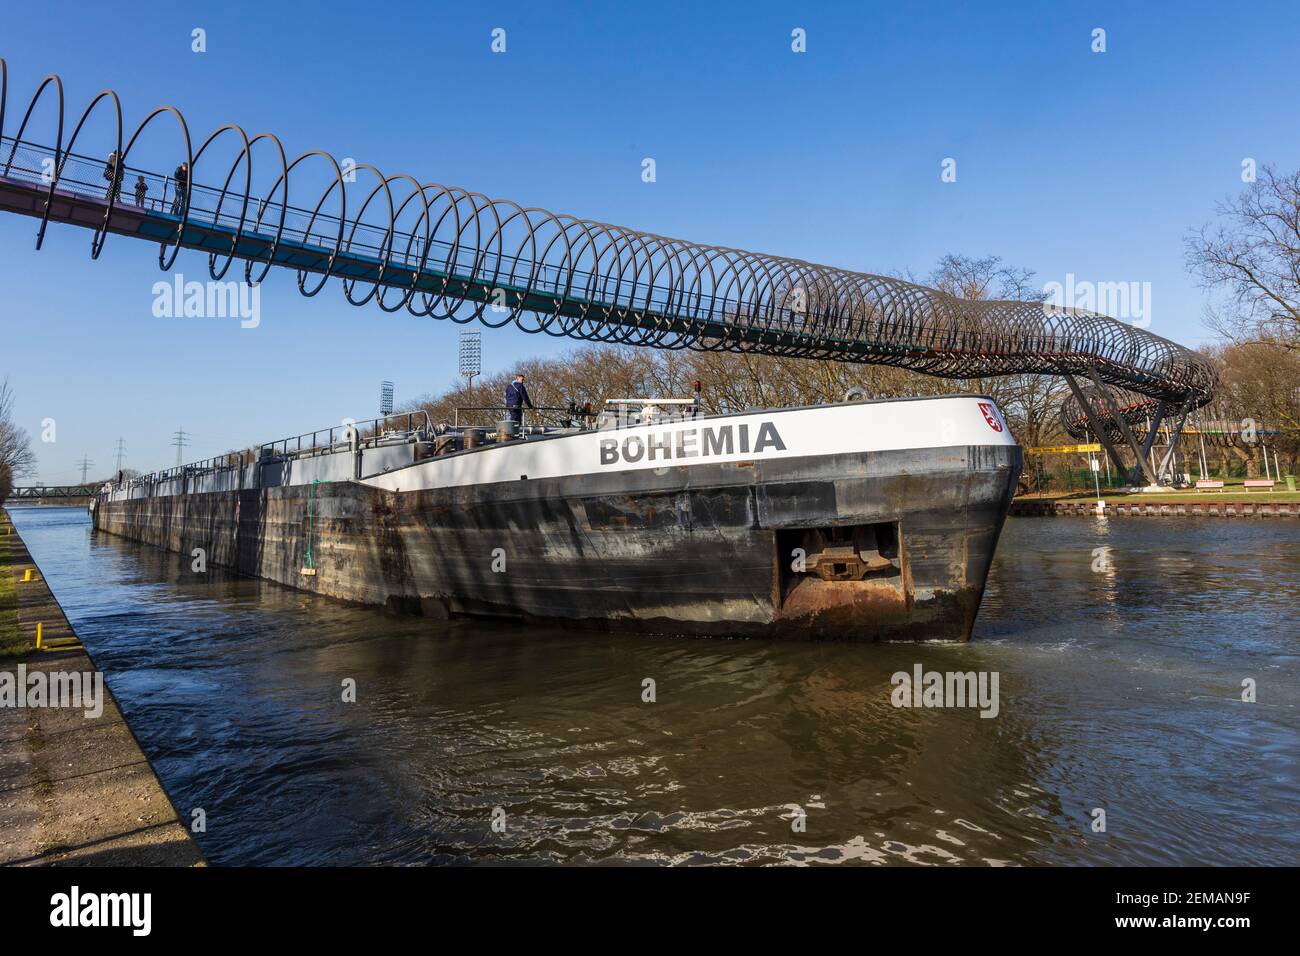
left=23, top=568, right=32, bottom=582
left=35, top=622, right=42, bottom=649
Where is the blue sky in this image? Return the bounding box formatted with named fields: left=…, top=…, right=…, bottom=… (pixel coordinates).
left=2, top=0, right=1297, bottom=482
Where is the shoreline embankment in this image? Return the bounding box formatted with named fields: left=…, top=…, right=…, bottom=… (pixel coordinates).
left=0, top=508, right=203, bottom=866
left=1010, top=497, right=1299, bottom=517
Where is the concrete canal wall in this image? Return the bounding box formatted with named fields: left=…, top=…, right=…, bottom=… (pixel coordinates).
left=1011, top=498, right=1300, bottom=517
left=0, top=510, right=203, bottom=866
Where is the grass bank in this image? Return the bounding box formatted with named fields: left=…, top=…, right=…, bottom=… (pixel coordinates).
left=0, top=514, right=23, bottom=658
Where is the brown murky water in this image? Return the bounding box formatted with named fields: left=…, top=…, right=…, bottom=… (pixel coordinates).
left=7, top=506, right=1298, bottom=865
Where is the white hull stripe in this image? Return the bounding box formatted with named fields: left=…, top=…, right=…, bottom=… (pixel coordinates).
left=361, top=396, right=1017, bottom=493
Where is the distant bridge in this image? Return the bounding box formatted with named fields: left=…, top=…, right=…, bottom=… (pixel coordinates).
left=7, top=485, right=95, bottom=502
left=0, top=59, right=1219, bottom=486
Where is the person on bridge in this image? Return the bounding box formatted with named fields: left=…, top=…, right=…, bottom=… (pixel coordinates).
left=505, top=373, right=534, bottom=426
left=102, top=151, right=124, bottom=202
left=172, top=162, right=189, bottom=215
left=134, top=175, right=148, bottom=208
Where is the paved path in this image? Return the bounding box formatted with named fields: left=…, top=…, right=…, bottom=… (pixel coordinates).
left=0, top=511, right=203, bottom=866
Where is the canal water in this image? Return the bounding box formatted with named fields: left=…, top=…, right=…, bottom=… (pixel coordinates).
left=7, top=506, right=1298, bottom=865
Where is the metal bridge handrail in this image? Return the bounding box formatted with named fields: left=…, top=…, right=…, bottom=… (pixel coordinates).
left=0, top=134, right=738, bottom=328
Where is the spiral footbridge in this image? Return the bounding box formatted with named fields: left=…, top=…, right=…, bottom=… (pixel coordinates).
left=0, top=60, right=1218, bottom=483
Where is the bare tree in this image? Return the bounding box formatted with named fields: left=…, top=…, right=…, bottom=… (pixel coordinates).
left=918, top=255, right=1062, bottom=432
left=996, top=374, right=1070, bottom=449
left=0, top=378, right=37, bottom=502
left=925, top=253, right=1042, bottom=303
left=1186, top=165, right=1300, bottom=349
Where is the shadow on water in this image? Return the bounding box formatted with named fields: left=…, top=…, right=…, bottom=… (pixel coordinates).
left=6, top=506, right=1298, bottom=865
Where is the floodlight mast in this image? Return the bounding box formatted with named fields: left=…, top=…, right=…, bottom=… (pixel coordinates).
left=459, top=330, right=482, bottom=403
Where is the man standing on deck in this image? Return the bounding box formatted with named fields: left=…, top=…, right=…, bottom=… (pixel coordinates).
left=505, top=373, right=534, bottom=427
left=172, top=162, right=189, bottom=215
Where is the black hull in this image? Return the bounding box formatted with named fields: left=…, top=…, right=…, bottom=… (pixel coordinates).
left=94, top=443, right=1020, bottom=641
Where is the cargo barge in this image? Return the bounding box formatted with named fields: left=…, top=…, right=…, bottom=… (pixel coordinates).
left=93, top=393, right=1021, bottom=641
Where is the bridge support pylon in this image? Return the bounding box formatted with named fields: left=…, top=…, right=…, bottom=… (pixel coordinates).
left=1065, top=368, right=1175, bottom=487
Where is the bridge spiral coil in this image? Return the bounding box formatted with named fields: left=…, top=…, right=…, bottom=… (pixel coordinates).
left=0, top=59, right=1216, bottom=411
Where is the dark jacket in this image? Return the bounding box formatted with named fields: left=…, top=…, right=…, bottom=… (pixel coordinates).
left=505, top=380, right=533, bottom=409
